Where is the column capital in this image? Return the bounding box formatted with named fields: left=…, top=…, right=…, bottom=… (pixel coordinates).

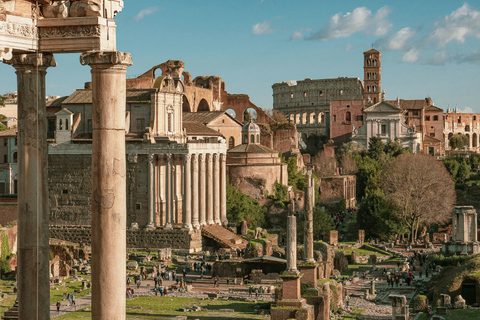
left=166, top=153, right=172, bottom=164
left=191, top=153, right=197, bottom=164
left=213, top=153, right=218, bottom=161
left=148, top=153, right=155, bottom=164
left=206, top=153, right=212, bottom=162
left=198, top=153, right=205, bottom=163
left=6, top=53, right=57, bottom=69
left=80, top=51, right=132, bottom=68
left=184, top=153, right=191, bottom=162
left=220, top=153, right=227, bottom=162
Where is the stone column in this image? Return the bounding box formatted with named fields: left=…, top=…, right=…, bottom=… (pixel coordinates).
left=452, top=211, right=457, bottom=240
left=458, top=212, right=466, bottom=242
left=165, top=154, right=173, bottom=229
left=8, top=53, right=56, bottom=320
left=183, top=154, right=192, bottom=230
left=146, top=153, right=155, bottom=229
left=171, top=155, right=176, bottom=226
left=191, top=154, right=200, bottom=228
left=220, top=153, right=228, bottom=226
left=304, top=165, right=315, bottom=263
left=199, top=154, right=206, bottom=225
left=213, top=153, right=221, bottom=225
left=81, top=51, right=132, bottom=320
left=206, top=153, right=214, bottom=224
left=287, top=214, right=298, bottom=272
left=473, top=210, right=478, bottom=242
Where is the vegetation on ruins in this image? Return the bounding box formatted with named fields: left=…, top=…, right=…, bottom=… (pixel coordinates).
left=449, top=133, right=468, bottom=150
left=0, top=95, right=4, bottom=106
left=443, top=156, right=472, bottom=182
left=286, top=156, right=306, bottom=191
left=226, top=182, right=266, bottom=229
left=297, top=206, right=335, bottom=240
left=381, top=153, right=455, bottom=241
left=301, top=133, right=328, bottom=157
left=0, top=114, right=7, bottom=131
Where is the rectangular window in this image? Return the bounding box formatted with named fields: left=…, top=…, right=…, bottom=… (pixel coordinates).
left=290, top=93, right=293, bottom=99
left=136, top=118, right=145, bottom=132
left=474, top=116, right=477, bottom=121
left=413, top=111, right=419, bottom=116
left=333, top=115, right=336, bottom=122
left=303, top=92, right=307, bottom=98
left=430, top=133, right=435, bottom=137
left=319, top=91, right=323, bottom=96
left=381, top=124, right=387, bottom=135
left=458, top=116, right=461, bottom=123
left=3, top=139, right=6, bottom=147
left=136, top=203, right=142, bottom=210
left=433, top=115, right=438, bottom=121
left=87, top=119, right=93, bottom=132
left=3, top=155, right=6, bottom=163
left=356, top=115, right=363, bottom=121
left=425, top=116, right=430, bottom=121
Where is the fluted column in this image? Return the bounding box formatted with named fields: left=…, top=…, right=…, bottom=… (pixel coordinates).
left=220, top=153, right=228, bottom=226
left=80, top=51, right=132, bottom=320
left=191, top=154, right=200, bottom=228
left=147, top=153, right=155, bottom=229
left=8, top=53, right=56, bottom=320
left=165, top=154, right=173, bottom=229
left=183, top=154, right=192, bottom=230
left=213, top=153, right=221, bottom=225
left=206, top=153, right=214, bottom=224
left=199, top=153, right=206, bottom=225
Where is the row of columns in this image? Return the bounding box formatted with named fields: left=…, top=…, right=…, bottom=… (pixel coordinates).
left=288, top=112, right=324, bottom=125
left=146, top=152, right=228, bottom=230
left=11, top=51, right=132, bottom=319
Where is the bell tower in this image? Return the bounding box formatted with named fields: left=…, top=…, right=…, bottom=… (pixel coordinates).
left=363, top=48, right=381, bottom=106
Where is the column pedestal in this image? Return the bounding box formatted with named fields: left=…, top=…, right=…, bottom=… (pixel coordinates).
left=8, top=52, right=56, bottom=320
left=81, top=51, right=132, bottom=320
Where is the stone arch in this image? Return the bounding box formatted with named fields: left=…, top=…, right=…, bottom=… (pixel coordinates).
left=228, top=136, right=235, bottom=149
left=474, top=133, right=478, bottom=148
left=197, top=99, right=210, bottom=112
left=289, top=114, right=294, bottom=123
left=295, top=114, right=300, bottom=124
left=448, top=132, right=454, bottom=140
left=466, top=134, right=471, bottom=148
left=226, top=109, right=236, bottom=118
left=461, top=278, right=477, bottom=305
left=182, top=95, right=191, bottom=112
left=244, top=108, right=258, bottom=122
left=302, top=112, right=307, bottom=124
left=465, top=125, right=471, bottom=132
left=309, top=113, right=315, bottom=124
left=318, top=112, right=323, bottom=124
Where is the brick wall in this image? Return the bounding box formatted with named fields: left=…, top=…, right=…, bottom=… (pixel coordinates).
left=49, top=225, right=202, bottom=252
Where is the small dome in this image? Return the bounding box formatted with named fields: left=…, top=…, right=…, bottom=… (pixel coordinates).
left=242, top=119, right=260, bottom=133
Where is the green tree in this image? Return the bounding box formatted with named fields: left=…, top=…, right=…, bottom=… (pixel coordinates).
left=457, top=161, right=471, bottom=182
left=0, top=123, right=7, bottom=132
left=385, top=139, right=411, bottom=157
left=443, top=157, right=460, bottom=179
left=368, top=137, right=387, bottom=163
left=353, top=154, right=382, bottom=200
left=0, top=95, right=5, bottom=107
left=226, top=183, right=266, bottom=228
left=287, top=156, right=306, bottom=190
left=337, top=141, right=366, bottom=160
left=469, top=154, right=480, bottom=171
left=449, top=134, right=468, bottom=150
left=297, top=206, right=335, bottom=241
left=243, top=109, right=250, bottom=123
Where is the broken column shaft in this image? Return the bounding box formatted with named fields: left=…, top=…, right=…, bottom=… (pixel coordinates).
left=304, top=165, right=315, bottom=263
left=81, top=51, right=132, bottom=320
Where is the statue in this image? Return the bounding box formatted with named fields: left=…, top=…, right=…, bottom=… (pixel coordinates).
left=42, top=0, right=70, bottom=18
left=42, top=0, right=124, bottom=19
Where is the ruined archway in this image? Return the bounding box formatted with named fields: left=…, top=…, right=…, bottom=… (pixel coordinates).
left=474, top=133, right=478, bottom=148
left=183, top=95, right=192, bottom=112
left=197, top=99, right=210, bottom=112
left=226, top=109, right=236, bottom=118
left=244, top=108, right=258, bottom=122
left=461, top=279, right=478, bottom=305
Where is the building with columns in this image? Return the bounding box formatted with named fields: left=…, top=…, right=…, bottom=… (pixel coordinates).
left=47, top=60, right=228, bottom=233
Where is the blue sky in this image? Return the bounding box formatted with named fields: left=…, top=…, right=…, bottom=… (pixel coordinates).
left=2, top=1, right=480, bottom=112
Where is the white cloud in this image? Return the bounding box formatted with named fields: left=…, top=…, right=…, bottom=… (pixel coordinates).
left=306, top=6, right=392, bottom=41
left=459, top=106, right=474, bottom=113
left=425, top=51, right=451, bottom=65
left=252, top=21, right=274, bottom=35
left=375, top=27, right=417, bottom=51
left=429, top=3, right=480, bottom=47
left=345, top=43, right=352, bottom=52
left=402, top=48, right=419, bottom=63
left=133, top=6, right=160, bottom=21
left=290, top=30, right=303, bottom=40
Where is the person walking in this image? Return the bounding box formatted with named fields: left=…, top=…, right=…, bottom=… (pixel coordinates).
left=56, top=300, right=61, bottom=313
left=234, top=276, right=237, bottom=287
left=227, top=278, right=230, bottom=289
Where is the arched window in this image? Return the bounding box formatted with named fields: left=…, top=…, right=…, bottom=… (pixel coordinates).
left=367, top=60, right=371, bottom=66
left=65, top=119, right=69, bottom=130
left=345, top=111, right=351, bottom=123
left=374, top=60, right=377, bottom=66
left=256, top=134, right=259, bottom=143
left=13, top=152, right=17, bottom=164
left=250, top=134, right=255, bottom=143
left=228, top=137, right=235, bottom=149
left=374, top=73, right=377, bottom=79
left=59, top=119, right=63, bottom=130
left=243, top=134, right=248, bottom=144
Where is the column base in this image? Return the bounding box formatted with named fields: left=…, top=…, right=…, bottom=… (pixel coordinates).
left=298, top=263, right=318, bottom=287
left=214, top=219, right=221, bottom=225
left=207, top=220, right=215, bottom=225
left=164, top=223, right=173, bottom=230
left=182, top=224, right=193, bottom=231
left=222, top=220, right=228, bottom=227
left=145, top=222, right=156, bottom=230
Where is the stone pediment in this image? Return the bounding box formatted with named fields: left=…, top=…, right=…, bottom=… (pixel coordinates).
left=55, top=108, right=73, bottom=116
left=364, top=101, right=402, bottom=113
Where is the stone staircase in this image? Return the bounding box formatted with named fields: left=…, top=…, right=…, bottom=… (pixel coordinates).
left=3, top=300, right=18, bottom=320
left=201, top=225, right=248, bottom=250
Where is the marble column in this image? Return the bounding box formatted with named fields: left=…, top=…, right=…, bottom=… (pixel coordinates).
left=287, top=214, right=298, bottom=272
left=213, top=153, right=221, bottom=225
left=191, top=154, right=200, bottom=228
left=452, top=211, right=457, bottom=240
left=175, top=158, right=182, bottom=224
left=220, top=153, right=228, bottom=226
left=206, top=153, right=214, bottom=224
left=165, top=154, right=173, bottom=229
left=8, top=53, right=56, bottom=320
left=304, top=165, right=315, bottom=263
left=183, top=154, right=192, bottom=230
left=80, top=51, right=132, bottom=320
left=199, top=153, right=206, bottom=225
left=146, top=153, right=155, bottom=229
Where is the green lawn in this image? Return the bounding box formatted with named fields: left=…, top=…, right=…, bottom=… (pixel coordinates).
left=416, top=309, right=480, bottom=320
left=50, top=276, right=92, bottom=305
left=55, top=297, right=270, bottom=319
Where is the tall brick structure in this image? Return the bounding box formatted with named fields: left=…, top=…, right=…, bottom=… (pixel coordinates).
left=363, top=48, right=381, bottom=105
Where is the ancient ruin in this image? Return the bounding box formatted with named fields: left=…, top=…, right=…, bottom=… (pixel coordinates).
left=443, top=206, right=480, bottom=255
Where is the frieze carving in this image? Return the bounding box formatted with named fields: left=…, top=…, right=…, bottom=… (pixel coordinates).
left=0, top=21, right=36, bottom=38
left=127, top=153, right=137, bottom=164
left=38, top=25, right=101, bottom=38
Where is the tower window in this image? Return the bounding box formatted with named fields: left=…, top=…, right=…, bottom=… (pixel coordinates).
left=381, top=124, right=386, bottom=134
left=434, top=115, right=438, bottom=121
left=345, top=111, right=351, bottom=123
left=339, top=90, right=343, bottom=95
left=333, top=115, right=336, bottom=122
left=319, top=91, right=323, bottom=96
left=303, top=92, right=307, bottom=98
left=374, top=73, right=377, bottom=79
left=374, top=60, right=377, bottom=66
left=290, top=93, right=293, bottom=99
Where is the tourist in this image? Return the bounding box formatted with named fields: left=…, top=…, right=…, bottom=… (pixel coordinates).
left=234, top=276, right=237, bottom=286
left=72, top=294, right=75, bottom=306
left=259, top=286, right=264, bottom=298
left=213, top=277, right=218, bottom=288
left=248, top=285, right=253, bottom=297
left=56, top=300, right=61, bottom=313
left=227, top=278, right=230, bottom=289
left=66, top=293, right=71, bottom=306
left=216, top=275, right=220, bottom=287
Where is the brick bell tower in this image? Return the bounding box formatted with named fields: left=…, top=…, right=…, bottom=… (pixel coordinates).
left=363, top=48, right=381, bottom=106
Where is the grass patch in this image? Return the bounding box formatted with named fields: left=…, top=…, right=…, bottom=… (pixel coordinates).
left=55, top=296, right=268, bottom=319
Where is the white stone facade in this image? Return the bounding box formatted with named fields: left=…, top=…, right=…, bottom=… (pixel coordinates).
left=353, top=101, right=422, bottom=152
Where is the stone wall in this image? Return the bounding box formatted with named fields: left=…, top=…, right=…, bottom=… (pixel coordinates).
left=49, top=225, right=202, bottom=253
left=0, top=199, right=17, bottom=225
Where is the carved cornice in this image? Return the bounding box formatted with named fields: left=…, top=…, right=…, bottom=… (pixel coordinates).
left=80, top=51, right=132, bottom=67
left=0, top=21, right=36, bottom=38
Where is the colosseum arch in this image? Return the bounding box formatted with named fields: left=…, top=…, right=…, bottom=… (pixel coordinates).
left=474, top=133, right=478, bottom=148
left=295, top=114, right=300, bottom=124
left=197, top=99, right=210, bottom=112
left=302, top=112, right=307, bottom=124
left=309, top=113, right=315, bottom=124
